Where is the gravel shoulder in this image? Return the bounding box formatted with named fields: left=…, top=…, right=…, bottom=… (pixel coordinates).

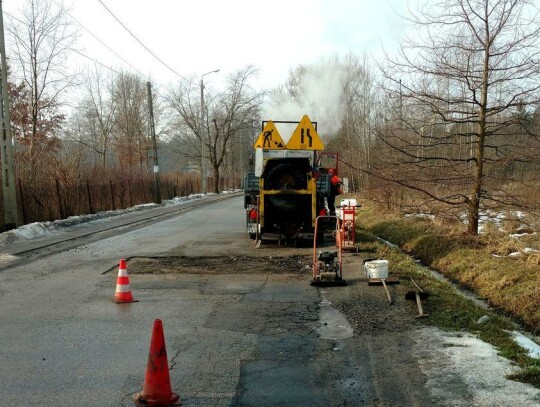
left=329, top=253, right=540, bottom=406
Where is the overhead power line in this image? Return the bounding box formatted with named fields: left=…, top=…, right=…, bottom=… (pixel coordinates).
left=95, top=0, right=192, bottom=84
left=52, top=0, right=146, bottom=76
left=4, top=10, right=122, bottom=76
left=70, top=48, right=123, bottom=75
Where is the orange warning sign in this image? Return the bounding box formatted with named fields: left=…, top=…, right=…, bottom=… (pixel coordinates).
left=286, top=115, right=324, bottom=150
left=254, top=121, right=285, bottom=149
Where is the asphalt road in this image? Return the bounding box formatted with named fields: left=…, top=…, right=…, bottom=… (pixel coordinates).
left=0, top=195, right=537, bottom=407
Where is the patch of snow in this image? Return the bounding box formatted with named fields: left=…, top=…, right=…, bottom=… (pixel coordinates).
left=460, top=210, right=532, bottom=235
left=507, top=249, right=539, bottom=257
left=0, top=192, right=229, bottom=246
left=376, top=236, right=399, bottom=249
left=404, top=212, right=435, bottom=220
left=222, top=189, right=241, bottom=194
left=11, top=222, right=51, bottom=240
left=413, top=327, right=540, bottom=406
left=162, top=196, right=190, bottom=206
left=477, top=315, right=490, bottom=325
left=492, top=248, right=538, bottom=258
left=511, top=331, right=540, bottom=359
left=514, top=211, right=525, bottom=220
left=510, top=232, right=535, bottom=238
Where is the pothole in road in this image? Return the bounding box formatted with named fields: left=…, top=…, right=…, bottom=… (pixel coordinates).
left=317, top=303, right=354, bottom=340
left=123, top=255, right=312, bottom=275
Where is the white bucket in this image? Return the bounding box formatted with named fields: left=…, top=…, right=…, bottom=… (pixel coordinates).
left=337, top=198, right=357, bottom=219
left=340, top=198, right=357, bottom=207
left=364, top=260, right=388, bottom=279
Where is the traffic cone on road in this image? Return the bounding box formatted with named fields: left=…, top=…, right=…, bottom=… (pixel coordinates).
left=133, top=319, right=181, bottom=406
left=114, top=259, right=135, bottom=303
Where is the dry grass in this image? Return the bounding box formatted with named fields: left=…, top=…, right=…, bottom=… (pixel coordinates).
left=358, top=201, right=540, bottom=333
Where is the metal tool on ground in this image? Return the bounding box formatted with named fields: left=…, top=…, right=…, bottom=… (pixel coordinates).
left=311, top=215, right=346, bottom=286
left=133, top=319, right=182, bottom=406
left=377, top=246, right=389, bottom=260
left=405, top=277, right=429, bottom=318
left=381, top=279, right=393, bottom=304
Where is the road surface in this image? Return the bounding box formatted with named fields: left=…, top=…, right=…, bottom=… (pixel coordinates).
left=0, top=195, right=537, bottom=406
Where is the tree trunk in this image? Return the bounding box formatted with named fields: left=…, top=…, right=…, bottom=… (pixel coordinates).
left=468, top=39, right=490, bottom=235
left=467, top=194, right=480, bottom=234
left=213, top=165, right=220, bottom=193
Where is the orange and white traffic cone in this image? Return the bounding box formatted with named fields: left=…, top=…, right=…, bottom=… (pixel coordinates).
left=114, top=259, right=136, bottom=303
left=133, top=319, right=181, bottom=406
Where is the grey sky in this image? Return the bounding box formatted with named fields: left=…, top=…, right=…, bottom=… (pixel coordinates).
left=4, top=0, right=409, bottom=89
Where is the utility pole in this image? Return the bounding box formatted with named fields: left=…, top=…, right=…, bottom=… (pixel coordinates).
left=399, top=79, right=403, bottom=130
left=200, top=69, right=219, bottom=194
left=0, top=1, right=18, bottom=230
left=239, top=130, right=244, bottom=188
left=146, top=81, right=161, bottom=204
left=200, top=78, right=206, bottom=194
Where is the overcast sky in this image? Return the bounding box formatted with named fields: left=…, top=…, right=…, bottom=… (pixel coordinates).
left=3, top=0, right=410, bottom=90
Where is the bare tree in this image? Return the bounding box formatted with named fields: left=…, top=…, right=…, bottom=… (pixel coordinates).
left=8, top=0, right=78, bottom=180
left=337, top=54, right=381, bottom=191
left=168, top=66, right=263, bottom=193
left=166, top=75, right=202, bottom=171
left=69, top=67, right=117, bottom=168
left=378, top=0, right=540, bottom=234
left=207, top=66, right=262, bottom=192
left=113, top=72, right=151, bottom=172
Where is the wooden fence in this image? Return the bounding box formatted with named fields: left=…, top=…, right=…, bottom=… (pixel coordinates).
left=0, top=173, right=242, bottom=230
left=14, top=176, right=198, bottom=227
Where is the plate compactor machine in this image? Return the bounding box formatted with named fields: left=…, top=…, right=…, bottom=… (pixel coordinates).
left=310, top=215, right=347, bottom=286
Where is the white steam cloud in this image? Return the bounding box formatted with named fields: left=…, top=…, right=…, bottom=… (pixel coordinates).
left=262, top=56, right=348, bottom=143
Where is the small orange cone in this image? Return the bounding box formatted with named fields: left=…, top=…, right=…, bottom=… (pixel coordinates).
left=134, top=319, right=181, bottom=406
left=114, top=259, right=135, bottom=303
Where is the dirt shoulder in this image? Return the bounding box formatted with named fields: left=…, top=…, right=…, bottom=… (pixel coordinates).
left=356, top=202, right=540, bottom=387
left=329, top=253, right=540, bottom=405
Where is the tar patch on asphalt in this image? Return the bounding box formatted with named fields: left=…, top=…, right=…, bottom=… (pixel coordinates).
left=120, top=255, right=312, bottom=275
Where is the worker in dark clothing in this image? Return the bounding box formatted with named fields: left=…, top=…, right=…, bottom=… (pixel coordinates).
left=327, top=169, right=342, bottom=215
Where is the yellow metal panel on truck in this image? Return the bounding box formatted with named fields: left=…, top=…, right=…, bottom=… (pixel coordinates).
left=286, top=115, right=324, bottom=150
left=253, top=121, right=286, bottom=149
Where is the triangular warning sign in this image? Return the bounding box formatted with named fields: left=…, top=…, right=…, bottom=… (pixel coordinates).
left=254, top=121, right=285, bottom=149
left=286, top=115, right=324, bottom=150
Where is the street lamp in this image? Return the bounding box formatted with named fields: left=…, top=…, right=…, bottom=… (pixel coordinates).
left=200, top=69, right=220, bottom=193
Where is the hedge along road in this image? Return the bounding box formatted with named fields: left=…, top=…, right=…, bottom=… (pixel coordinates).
left=0, top=195, right=537, bottom=406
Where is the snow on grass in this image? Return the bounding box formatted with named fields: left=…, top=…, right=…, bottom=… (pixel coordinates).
left=404, top=212, right=435, bottom=220
left=498, top=247, right=539, bottom=259
left=509, top=232, right=537, bottom=238
left=414, top=327, right=540, bottom=406
left=456, top=209, right=528, bottom=233
left=511, top=331, right=540, bottom=360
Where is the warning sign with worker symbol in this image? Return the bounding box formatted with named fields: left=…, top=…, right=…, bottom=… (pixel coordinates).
left=253, top=121, right=285, bottom=149
left=286, top=115, right=324, bottom=150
